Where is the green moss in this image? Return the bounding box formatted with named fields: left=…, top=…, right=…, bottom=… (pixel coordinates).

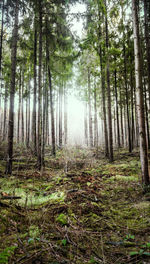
left=56, top=213, right=68, bottom=225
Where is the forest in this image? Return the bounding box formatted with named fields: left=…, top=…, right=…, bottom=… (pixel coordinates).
left=0, top=0, right=150, bottom=263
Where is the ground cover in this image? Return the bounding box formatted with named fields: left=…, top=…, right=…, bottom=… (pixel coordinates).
left=0, top=147, right=150, bottom=264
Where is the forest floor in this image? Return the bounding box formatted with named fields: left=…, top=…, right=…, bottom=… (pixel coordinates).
left=0, top=144, right=150, bottom=264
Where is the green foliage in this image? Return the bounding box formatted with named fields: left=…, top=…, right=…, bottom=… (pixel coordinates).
left=56, top=213, right=68, bottom=225
left=62, top=239, right=67, bottom=246
left=0, top=246, right=16, bottom=264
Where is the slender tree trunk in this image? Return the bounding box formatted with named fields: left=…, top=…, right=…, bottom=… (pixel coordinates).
left=105, top=2, right=113, bottom=161
left=45, top=88, right=49, bottom=145
left=123, top=43, right=132, bottom=152
left=5, top=0, right=19, bottom=174
left=84, top=101, right=88, bottom=146
left=134, top=84, right=139, bottom=147
left=21, top=70, right=24, bottom=144
left=26, top=95, right=28, bottom=145
left=37, top=0, right=42, bottom=169
left=88, top=68, right=93, bottom=148
left=97, top=0, right=109, bottom=157
left=99, top=47, right=109, bottom=157
left=144, top=78, right=150, bottom=149
left=144, top=0, right=150, bottom=107
left=64, top=85, right=68, bottom=145
left=3, top=84, right=8, bottom=140
left=42, top=75, right=46, bottom=166
left=114, top=67, right=120, bottom=148
left=27, top=80, right=30, bottom=147
left=59, top=84, right=63, bottom=148
left=120, top=94, right=124, bottom=147
left=17, top=69, right=21, bottom=143
left=0, top=0, right=4, bottom=77
left=46, top=18, right=56, bottom=155
left=132, top=0, right=149, bottom=185
left=32, top=21, right=37, bottom=154
left=94, top=85, right=98, bottom=147
left=130, top=69, right=135, bottom=150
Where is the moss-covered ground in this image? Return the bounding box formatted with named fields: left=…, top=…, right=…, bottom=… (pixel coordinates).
left=0, top=146, right=150, bottom=264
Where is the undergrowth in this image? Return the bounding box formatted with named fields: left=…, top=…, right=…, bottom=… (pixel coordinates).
left=0, top=146, right=150, bottom=264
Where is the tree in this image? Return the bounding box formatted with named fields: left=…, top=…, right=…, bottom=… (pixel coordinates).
left=132, top=0, right=149, bottom=185
left=5, top=0, right=19, bottom=174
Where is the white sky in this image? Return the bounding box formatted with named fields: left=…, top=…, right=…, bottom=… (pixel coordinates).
left=68, top=3, right=86, bottom=38
left=67, top=3, right=86, bottom=145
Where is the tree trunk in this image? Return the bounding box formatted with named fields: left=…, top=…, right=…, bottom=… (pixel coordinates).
left=97, top=0, right=109, bottom=157
left=132, top=0, right=149, bottom=185
left=32, top=20, right=37, bottom=155
left=37, top=0, right=42, bottom=169
left=114, top=67, right=120, bottom=148
left=64, top=85, right=68, bottom=145
left=94, top=85, right=98, bottom=147
left=17, top=69, right=21, bottom=143
left=3, top=84, right=8, bottom=140
left=123, top=43, right=132, bottom=153
left=0, top=0, right=4, bottom=77
left=46, top=17, right=56, bottom=155
left=144, top=78, right=150, bottom=149
left=88, top=68, right=93, bottom=148
left=84, top=101, right=88, bottom=146
left=59, top=84, right=63, bottom=148
left=105, top=2, right=113, bottom=161
left=27, top=79, right=30, bottom=147
left=144, top=0, right=150, bottom=107
left=21, top=69, right=24, bottom=144
left=120, top=90, right=124, bottom=146
left=99, top=46, right=109, bottom=157
left=5, top=0, right=19, bottom=174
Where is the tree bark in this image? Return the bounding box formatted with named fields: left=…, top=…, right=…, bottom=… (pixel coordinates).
left=132, top=0, right=149, bottom=185
left=105, top=1, right=113, bottom=161
left=46, top=17, right=56, bottom=155
left=0, top=0, right=4, bottom=77
left=144, top=0, right=150, bottom=107
left=32, top=20, right=37, bottom=155
left=37, top=0, right=42, bottom=169
left=88, top=68, right=93, bottom=148
left=5, top=0, right=19, bottom=174
left=59, top=84, right=63, bottom=148
left=94, top=85, right=98, bottom=147
left=114, top=66, right=120, bottom=148
left=17, top=69, right=21, bottom=143
left=64, top=85, right=68, bottom=146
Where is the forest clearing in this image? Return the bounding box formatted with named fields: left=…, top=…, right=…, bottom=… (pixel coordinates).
left=0, top=0, right=150, bottom=263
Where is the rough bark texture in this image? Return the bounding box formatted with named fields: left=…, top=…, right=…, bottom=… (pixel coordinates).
left=132, top=0, right=149, bottom=185
left=5, top=0, right=19, bottom=174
